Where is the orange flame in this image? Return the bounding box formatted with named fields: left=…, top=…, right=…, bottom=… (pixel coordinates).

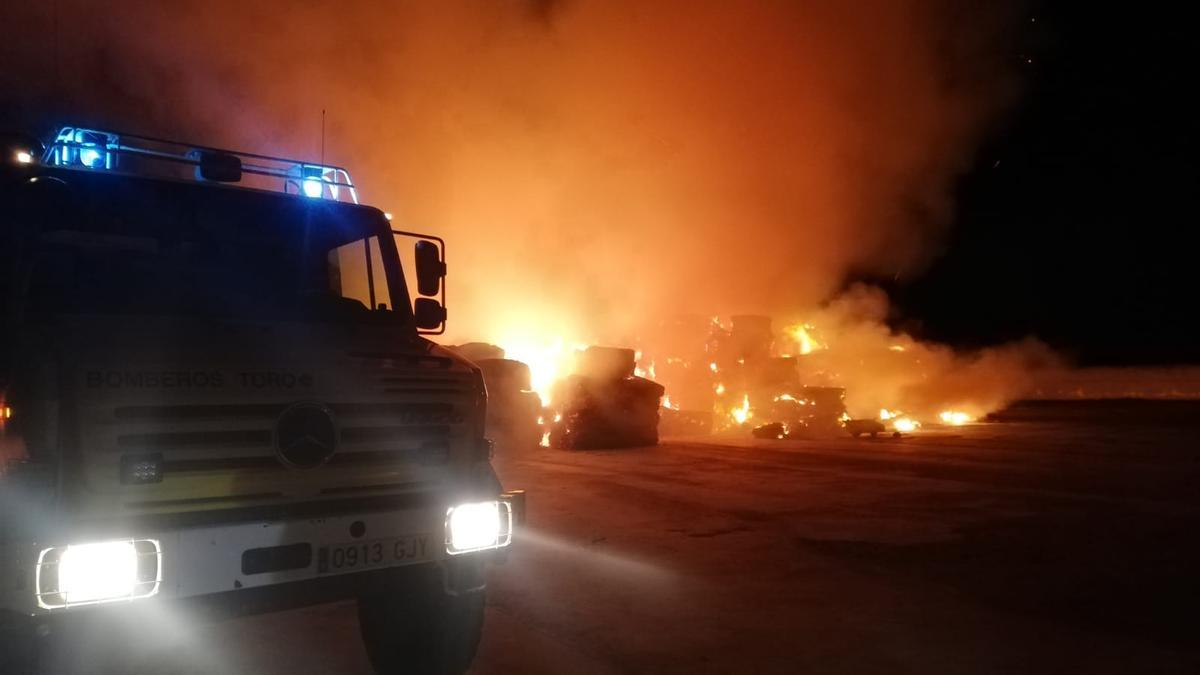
left=939, top=410, right=973, bottom=425
left=731, top=394, right=752, bottom=425
left=786, top=323, right=824, bottom=355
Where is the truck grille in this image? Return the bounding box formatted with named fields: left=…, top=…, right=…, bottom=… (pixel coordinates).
left=85, top=391, right=470, bottom=511
left=107, top=402, right=459, bottom=472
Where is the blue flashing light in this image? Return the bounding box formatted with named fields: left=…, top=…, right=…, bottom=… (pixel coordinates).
left=302, top=177, right=324, bottom=198
left=45, top=127, right=118, bottom=170
left=295, top=164, right=346, bottom=200
left=79, top=147, right=103, bottom=168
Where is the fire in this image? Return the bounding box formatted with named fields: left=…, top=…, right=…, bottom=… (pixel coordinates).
left=731, top=394, right=752, bottom=425
left=634, top=359, right=657, bottom=379
left=939, top=410, right=973, bottom=425
left=880, top=408, right=918, bottom=432
left=486, top=308, right=993, bottom=442
left=786, top=323, right=824, bottom=355
left=538, top=412, right=563, bottom=448
left=494, top=337, right=587, bottom=406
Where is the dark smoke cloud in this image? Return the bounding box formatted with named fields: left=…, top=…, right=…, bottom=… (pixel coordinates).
left=2, top=0, right=1022, bottom=347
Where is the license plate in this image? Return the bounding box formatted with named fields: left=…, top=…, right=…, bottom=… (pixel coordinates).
left=317, top=535, right=431, bottom=574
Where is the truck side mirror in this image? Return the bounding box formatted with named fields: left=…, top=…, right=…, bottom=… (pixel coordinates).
left=413, top=297, right=446, bottom=330
left=414, top=240, right=445, bottom=297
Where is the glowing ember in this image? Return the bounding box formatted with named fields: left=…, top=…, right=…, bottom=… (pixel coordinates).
left=939, top=410, right=973, bottom=425
left=661, top=394, right=678, bottom=410
left=709, top=362, right=719, bottom=373
left=540, top=431, right=550, bottom=447
left=714, top=382, right=726, bottom=395
left=889, top=344, right=907, bottom=352
left=731, top=394, right=752, bottom=425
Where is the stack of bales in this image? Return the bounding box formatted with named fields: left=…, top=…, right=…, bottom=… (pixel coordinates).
left=475, top=358, right=543, bottom=449
left=549, top=346, right=664, bottom=449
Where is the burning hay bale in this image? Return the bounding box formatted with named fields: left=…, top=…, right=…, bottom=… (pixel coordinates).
left=479, top=300, right=1024, bottom=448
left=746, top=387, right=852, bottom=439
left=575, top=345, right=637, bottom=380
left=549, top=346, right=664, bottom=449
left=796, top=386, right=848, bottom=434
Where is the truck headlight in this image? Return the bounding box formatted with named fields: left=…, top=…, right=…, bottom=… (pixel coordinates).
left=445, top=501, right=513, bottom=555
left=36, top=539, right=162, bottom=609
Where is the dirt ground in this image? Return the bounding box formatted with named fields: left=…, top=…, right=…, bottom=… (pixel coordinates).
left=118, top=412, right=1200, bottom=674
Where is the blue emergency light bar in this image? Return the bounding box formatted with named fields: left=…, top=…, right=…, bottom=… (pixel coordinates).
left=41, top=126, right=359, bottom=204
left=45, top=128, right=118, bottom=170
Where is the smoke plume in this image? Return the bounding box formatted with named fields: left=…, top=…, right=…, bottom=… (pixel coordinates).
left=790, top=285, right=1060, bottom=419
left=2, top=1, right=1041, bottom=412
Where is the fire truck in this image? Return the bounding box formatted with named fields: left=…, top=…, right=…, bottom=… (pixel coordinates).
left=0, top=127, right=522, bottom=673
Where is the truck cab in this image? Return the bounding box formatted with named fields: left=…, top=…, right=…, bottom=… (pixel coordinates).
left=0, top=127, right=519, bottom=674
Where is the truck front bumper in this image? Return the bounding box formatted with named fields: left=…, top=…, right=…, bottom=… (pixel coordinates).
left=1, top=491, right=523, bottom=616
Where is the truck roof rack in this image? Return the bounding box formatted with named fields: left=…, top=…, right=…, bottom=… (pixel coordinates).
left=41, top=126, right=359, bottom=204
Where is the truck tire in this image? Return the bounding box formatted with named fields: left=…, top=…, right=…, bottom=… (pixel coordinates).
left=357, top=566, right=485, bottom=675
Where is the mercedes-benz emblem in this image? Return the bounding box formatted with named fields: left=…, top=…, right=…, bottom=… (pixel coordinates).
left=274, top=402, right=339, bottom=469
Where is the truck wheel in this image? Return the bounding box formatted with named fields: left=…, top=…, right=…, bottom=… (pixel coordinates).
left=357, top=566, right=485, bottom=675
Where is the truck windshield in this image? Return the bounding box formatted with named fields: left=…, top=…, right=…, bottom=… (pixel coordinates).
left=17, top=175, right=412, bottom=325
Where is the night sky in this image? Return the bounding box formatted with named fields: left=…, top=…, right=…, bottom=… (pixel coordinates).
left=893, top=4, right=1199, bottom=366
